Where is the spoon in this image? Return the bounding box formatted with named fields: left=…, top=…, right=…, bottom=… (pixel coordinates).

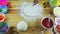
left=48, top=13, right=50, bottom=26
left=48, top=13, right=50, bottom=24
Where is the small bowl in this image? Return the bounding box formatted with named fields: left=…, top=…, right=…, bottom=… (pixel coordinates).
left=0, top=0, right=8, bottom=6
left=41, top=17, right=54, bottom=29
left=0, top=5, right=8, bottom=14
left=50, top=0, right=60, bottom=8
left=50, top=0, right=56, bottom=8
left=17, top=21, right=28, bottom=31
left=53, top=7, right=60, bottom=17
left=55, top=17, right=60, bottom=24
left=0, top=22, right=10, bottom=33
left=0, top=32, right=5, bottom=34
left=0, top=13, right=5, bottom=22
left=54, top=24, right=60, bottom=34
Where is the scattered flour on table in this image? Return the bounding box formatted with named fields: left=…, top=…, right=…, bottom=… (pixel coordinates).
left=20, top=2, right=44, bottom=21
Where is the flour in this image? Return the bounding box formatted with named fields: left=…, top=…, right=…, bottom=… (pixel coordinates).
left=17, top=21, right=28, bottom=31
left=20, top=2, right=43, bottom=21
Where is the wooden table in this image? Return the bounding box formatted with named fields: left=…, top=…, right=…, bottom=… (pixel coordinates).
left=5, top=0, right=55, bottom=34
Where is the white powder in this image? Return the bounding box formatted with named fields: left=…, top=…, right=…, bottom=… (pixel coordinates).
left=17, top=21, right=28, bottom=31
left=20, top=2, right=43, bottom=21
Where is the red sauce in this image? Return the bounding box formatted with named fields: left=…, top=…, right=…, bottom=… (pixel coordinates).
left=42, top=18, right=54, bottom=28
left=56, top=25, right=60, bottom=33
left=0, top=15, right=4, bottom=21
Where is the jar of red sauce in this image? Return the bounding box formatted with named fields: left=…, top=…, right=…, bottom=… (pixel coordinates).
left=0, top=13, right=5, bottom=22
left=41, top=17, right=54, bottom=29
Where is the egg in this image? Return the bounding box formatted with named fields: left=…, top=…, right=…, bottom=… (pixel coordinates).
left=17, top=21, right=28, bottom=31
left=53, top=7, right=60, bottom=16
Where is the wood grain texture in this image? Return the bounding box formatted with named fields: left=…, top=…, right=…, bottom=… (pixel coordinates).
left=5, top=0, right=55, bottom=34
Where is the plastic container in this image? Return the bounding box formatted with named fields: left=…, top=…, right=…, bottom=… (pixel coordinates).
left=50, top=0, right=55, bottom=8
left=0, top=22, right=10, bottom=33
left=17, top=21, right=28, bottom=31
left=54, top=17, right=60, bottom=34
left=0, top=32, right=5, bottom=34
left=53, top=7, right=60, bottom=34
left=41, top=17, right=54, bottom=29
left=0, top=5, right=8, bottom=14
left=0, top=13, right=5, bottom=22
left=50, top=0, right=60, bottom=8
left=53, top=7, right=60, bottom=17
left=0, top=0, right=8, bottom=6
left=54, top=24, right=60, bottom=34
left=55, top=17, right=60, bottom=24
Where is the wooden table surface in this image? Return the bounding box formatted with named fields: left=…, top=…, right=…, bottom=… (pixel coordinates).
left=5, top=0, right=55, bottom=34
